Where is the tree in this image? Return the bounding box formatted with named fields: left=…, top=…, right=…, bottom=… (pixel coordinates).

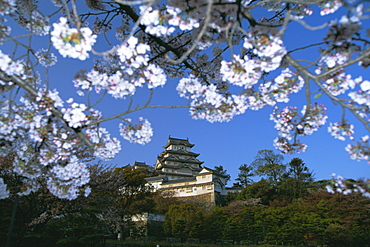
left=236, top=164, right=254, bottom=188
left=238, top=179, right=277, bottom=205
left=204, top=206, right=227, bottom=242
left=305, top=190, right=370, bottom=246
left=0, top=163, right=123, bottom=246
left=110, top=165, right=155, bottom=237
left=251, top=150, right=286, bottom=186
left=324, top=224, right=352, bottom=247
left=214, top=165, right=231, bottom=184
left=276, top=158, right=315, bottom=201
left=1, top=0, right=370, bottom=201
left=164, top=203, right=205, bottom=240
left=285, top=158, right=314, bottom=183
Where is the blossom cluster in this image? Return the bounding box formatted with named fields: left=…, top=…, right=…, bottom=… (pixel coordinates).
left=328, top=122, right=355, bottom=141
left=86, top=127, right=121, bottom=161
left=119, top=118, right=153, bottom=145
left=35, top=49, right=57, bottom=67
left=348, top=78, right=370, bottom=107
left=326, top=174, right=370, bottom=198
left=270, top=104, right=327, bottom=153
left=273, top=137, right=308, bottom=154
left=0, top=49, right=24, bottom=76
left=179, top=30, right=289, bottom=122
left=319, top=0, right=342, bottom=16
left=177, top=75, right=243, bottom=122
left=0, top=0, right=16, bottom=16
left=22, top=10, right=50, bottom=35
left=0, top=86, right=126, bottom=199
left=0, top=178, right=9, bottom=199
left=345, top=135, right=370, bottom=162
left=259, top=1, right=313, bottom=17
left=243, top=33, right=287, bottom=72
left=0, top=96, right=91, bottom=199
left=51, top=17, right=97, bottom=60
left=324, top=13, right=362, bottom=46
left=62, top=100, right=89, bottom=129
left=74, top=37, right=166, bottom=98
left=260, top=68, right=304, bottom=103
left=220, top=54, right=262, bottom=89
left=139, top=5, right=199, bottom=37
left=48, top=156, right=90, bottom=199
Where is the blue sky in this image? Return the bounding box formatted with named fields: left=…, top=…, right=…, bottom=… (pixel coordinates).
left=6, top=1, right=370, bottom=185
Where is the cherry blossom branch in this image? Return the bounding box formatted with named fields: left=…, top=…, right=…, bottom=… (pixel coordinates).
left=114, top=0, right=154, bottom=5
left=0, top=72, right=95, bottom=150
left=285, top=54, right=370, bottom=132
left=290, top=16, right=329, bottom=31
left=165, top=0, right=214, bottom=65
left=319, top=47, right=370, bottom=79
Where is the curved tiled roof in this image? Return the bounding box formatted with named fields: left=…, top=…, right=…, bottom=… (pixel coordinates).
left=159, top=155, right=203, bottom=164
left=163, top=149, right=200, bottom=157
left=163, top=137, right=194, bottom=149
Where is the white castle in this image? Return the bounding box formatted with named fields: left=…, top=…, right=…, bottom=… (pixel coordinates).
left=141, top=137, right=229, bottom=205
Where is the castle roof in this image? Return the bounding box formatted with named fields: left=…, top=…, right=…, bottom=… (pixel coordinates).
left=163, top=137, right=194, bottom=149
left=199, top=167, right=230, bottom=178
left=158, top=155, right=203, bottom=165
left=158, top=163, right=202, bottom=170
left=162, top=149, right=200, bottom=157
left=133, top=161, right=147, bottom=168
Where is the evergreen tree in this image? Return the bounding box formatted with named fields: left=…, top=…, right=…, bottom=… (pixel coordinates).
left=236, top=164, right=254, bottom=188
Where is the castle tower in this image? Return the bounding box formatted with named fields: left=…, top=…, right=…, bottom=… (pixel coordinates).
left=145, top=137, right=228, bottom=207
left=154, top=137, right=204, bottom=180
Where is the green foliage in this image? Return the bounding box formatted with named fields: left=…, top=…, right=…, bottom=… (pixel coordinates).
left=238, top=179, right=276, bottom=205
left=204, top=206, right=226, bottom=241
left=251, top=150, right=286, bottom=186
left=236, top=164, right=254, bottom=188
left=2, top=157, right=369, bottom=247
left=164, top=203, right=206, bottom=239
left=213, top=165, right=231, bottom=184
left=45, top=214, right=105, bottom=247
left=323, top=224, right=352, bottom=247
left=285, top=158, right=314, bottom=182
left=0, top=164, right=172, bottom=246
left=276, top=177, right=310, bottom=202
left=209, top=187, right=370, bottom=246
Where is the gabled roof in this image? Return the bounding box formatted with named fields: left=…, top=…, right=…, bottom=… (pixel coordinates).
left=156, top=171, right=194, bottom=177
left=163, top=137, right=194, bottom=149
left=198, top=167, right=230, bottom=178
left=134, top=161, right=148, bottom=169
left=145, top=175, right=167, bottom=182
left=158, top=155, right=203, bottom=164
left=159, top=163, right=199, bottom=169
left=164, top=149, right=200, bottom=157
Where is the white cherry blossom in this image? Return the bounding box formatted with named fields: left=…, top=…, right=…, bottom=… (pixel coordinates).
left=0, top=178, right=9, bottom=199
left=119, top=118, right=153, bottom=145
left=51, top=17, right=97, bottom=60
